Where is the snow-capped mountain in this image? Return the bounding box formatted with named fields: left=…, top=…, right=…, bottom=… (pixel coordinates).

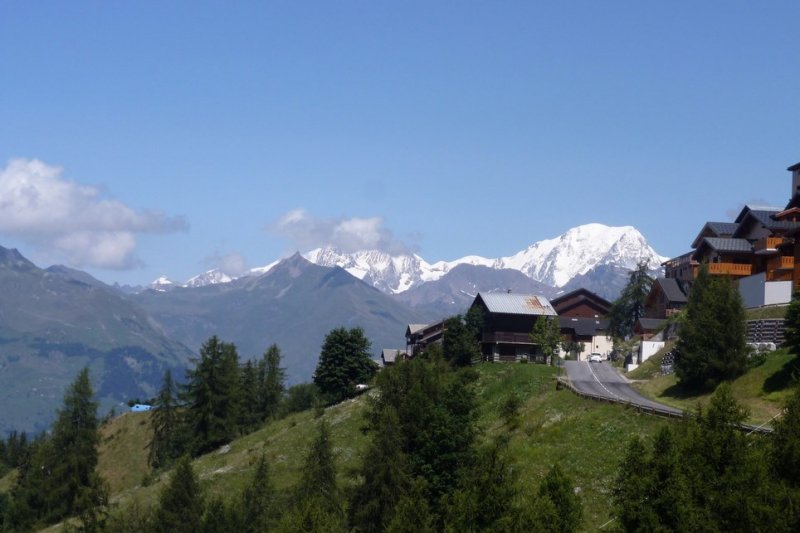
left=303, top=224, right=666, bottom=294
left=495, top=224, right=665, bottom=287
left=184, top=269, right=234, bottom=288
left=148, top=276, right=176, bottom=292
left=177, top=223, right=666, bottom=295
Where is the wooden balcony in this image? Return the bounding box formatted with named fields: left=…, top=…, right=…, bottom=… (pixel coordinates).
left=482, top=331, right=533, bottom=344
left=754, top=236, right=785, bottom=254
left=767, top=255, right=794, bottom=271
left=694, top=263, right=752, bottom=277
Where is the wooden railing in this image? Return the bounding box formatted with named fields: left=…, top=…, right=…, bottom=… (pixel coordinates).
left=695, top=263, right=752, bottom=276
left=754, top=236, right=785, bottom=253
left=482, top=331, right=532, bottom=344
left=768, top=255, right=794, bottom=271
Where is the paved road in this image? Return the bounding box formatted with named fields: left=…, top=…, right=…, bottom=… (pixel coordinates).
left=563, top=360, right=683, bottom=416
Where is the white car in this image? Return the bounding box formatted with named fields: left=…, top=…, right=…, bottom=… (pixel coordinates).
left=589, top=354, right=602, bottom=363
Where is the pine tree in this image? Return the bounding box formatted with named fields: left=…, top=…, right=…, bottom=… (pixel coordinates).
left=183, top=336, right=243, bottom=455
left=280, top=421, right=346, bottom=532
left=530, top=315, right=562, bottom=365
left=314, top=327, right=377, bottom=403
left=536, top=463, right=582, bottom=533
left=783, top=292, right=800, bottom=356
left=443, top=315, right=479, bottom=367
left=257, top=344, right=286, bottom=420
left=443, top=437, right=519, bottom=532
left=350, top=406, right=412, bottom=532
left=236, top=454, right=277, bottom=532
left=149, top=369, right=183, bottom=468
left=155, top=455, right=205, bottom=533
left=608, top=261, right=654, bottom=339
left=238, top=360, right=261, bottom=431
left=675, top=265, right=748, bottom=389
left=773, top=382, right=800, bottom=486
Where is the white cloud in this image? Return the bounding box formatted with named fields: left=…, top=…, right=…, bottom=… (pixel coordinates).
left=0, top=158, right=188, bottom=269
left=270, top=208, right=414, bottom=254
left=205, top=251, right=248, bottom=276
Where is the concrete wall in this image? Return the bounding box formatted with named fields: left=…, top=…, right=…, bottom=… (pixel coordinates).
left=739, top=273, right=791, bottom=309
left=639, top=341, right=665, bottom=363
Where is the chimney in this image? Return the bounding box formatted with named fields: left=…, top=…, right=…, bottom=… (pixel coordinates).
left=790, top=162, right=800, bottom=197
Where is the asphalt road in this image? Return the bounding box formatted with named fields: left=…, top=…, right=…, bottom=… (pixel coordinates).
left=563, top=360, right=683, bottom=416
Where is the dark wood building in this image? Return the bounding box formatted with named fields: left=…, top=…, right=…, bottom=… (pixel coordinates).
left=470, top=292, right=558, bottom=363
left=550, top=288, right=612, bottom=318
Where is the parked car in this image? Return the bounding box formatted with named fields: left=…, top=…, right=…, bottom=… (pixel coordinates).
left=589, top=353, right=602, bottom=363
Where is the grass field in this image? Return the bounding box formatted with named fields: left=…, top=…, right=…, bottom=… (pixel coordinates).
left=631, top=349, right=798, bottom=426
left=86, top=363, right=670, bottom=531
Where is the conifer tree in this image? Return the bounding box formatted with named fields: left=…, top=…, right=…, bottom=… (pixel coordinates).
left=443, top=437, right=519, bottom=532
left=7, top=369, right=107, bottom=528
left=608, top=261, right=654, bottom=339
left=258, top=344, right=286, bottom=419
left=183, top=336, right=243, bottom=455
left=238, top=360, right=261, bottom=431
left=384, top=479, right=435, bottom=533
left=674, top=265, right=748, bottom=389
left=236, top=454, right=277, bottom=532
left=314, top=327, right=377, bottom=403
left=536, top=464, right=582, bottom=533
left=530, top=315, right=563, bottom=364
left=155, top=455, right=205, bottom=533
left=149, top=369, right=183, bottom=468
left=772, top=382, right=800, bottom=486
left=350, top=406, right=412, bottom=532
left=443, top=314, right=480, bottom=367
left=279, top=421, right=346, bottom=532
left=783, top=292, right=800, bottom=356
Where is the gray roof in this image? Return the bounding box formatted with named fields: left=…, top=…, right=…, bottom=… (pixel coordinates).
left=637, top=318, right=666, bottom=331
left=476, top=292, right=557, bottom=316
left=706, top=222, right=739, bottom=236
left=698, top=237, right=753, bottom=253
left=743, top=210, right=800, bottom=232
left=406, top=324, right=427, bottom=335
left=559, top=317, right=609, bottom=336
left=381, top=349, right=404, bottom=363
left=656, top=278, right=688, bottom=303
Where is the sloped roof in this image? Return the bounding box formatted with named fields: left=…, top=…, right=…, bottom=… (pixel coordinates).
left=636, top=318, right=666, bottom=331
left=738, top=209, right=800, bottom=233
left=406, top=324, right=427, bottom=336
left=475, top=292, right=557, bottom=316
left=559, top=317, right=609, bottom=336
left=550, top=288, right=612, bottom=313
left=691, top=222, right=739, bottom=249
left=655, top=277, right=688, bottom=303
left=696, top=237, right=753, bottom=253
left=788, top=162, right=800, bottom=171
left=381, top=349, right=405, bottom=363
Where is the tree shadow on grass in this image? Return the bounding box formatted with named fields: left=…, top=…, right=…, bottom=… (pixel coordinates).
left=763, top=355, right=800, bottom=393
left=658, top=381, right=708, bottom=401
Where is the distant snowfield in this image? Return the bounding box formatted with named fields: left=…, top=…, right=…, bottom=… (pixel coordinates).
left=152, top=223, right=667, bottom=294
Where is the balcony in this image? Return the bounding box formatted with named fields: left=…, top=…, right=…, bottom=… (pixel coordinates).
left=694, top=263, right=752, bottom=277
left=482, top=331, right=533, bottom=344
left=754, top=236, right=785, bottom=255
left=767, top=255, right=794, bottom=271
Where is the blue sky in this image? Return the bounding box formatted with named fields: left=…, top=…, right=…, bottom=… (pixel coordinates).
left=1, top=1, right=798, bottom=285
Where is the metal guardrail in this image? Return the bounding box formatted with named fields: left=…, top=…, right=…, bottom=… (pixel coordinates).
left=555, top=376, right=774, bottom=435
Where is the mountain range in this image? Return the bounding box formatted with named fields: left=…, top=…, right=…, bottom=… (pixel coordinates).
left=0, top=223, right=665, bottom=434
left=151, top=224, right=666, bottom=301
left=0, top=246, right=193, bottom=434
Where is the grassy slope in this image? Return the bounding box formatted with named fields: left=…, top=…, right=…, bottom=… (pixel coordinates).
left=631, top=349, right=798, bottom=426
left=90, top=363, right=669, bottom=531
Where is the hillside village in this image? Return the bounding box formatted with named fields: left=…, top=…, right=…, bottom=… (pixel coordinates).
left=392, top=160, right=800, bottom=370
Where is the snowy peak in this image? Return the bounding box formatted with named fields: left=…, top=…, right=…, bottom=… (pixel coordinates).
left=301, top=223, right=665, bottom=293
left=176, top=223, right=665, bottom=294
left=498, top=224, right=665, bottom=287
left=184, top=269, right=234, bottom=288
left=148, top=276, right=176, bottom=292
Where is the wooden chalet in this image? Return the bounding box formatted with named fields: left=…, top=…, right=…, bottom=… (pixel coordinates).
left=550, top=288, right=611, bottom=318
left=469, top=292, right=558, bottom=363
left=405, top=322, right=445, bottom=355
left=644, top=277, right=688, bottom=319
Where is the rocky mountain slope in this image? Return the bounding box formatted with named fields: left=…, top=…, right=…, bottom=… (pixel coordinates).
left=132, top=254, right=426, bottom=385
left=0, top=246, right=193, bottom=435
